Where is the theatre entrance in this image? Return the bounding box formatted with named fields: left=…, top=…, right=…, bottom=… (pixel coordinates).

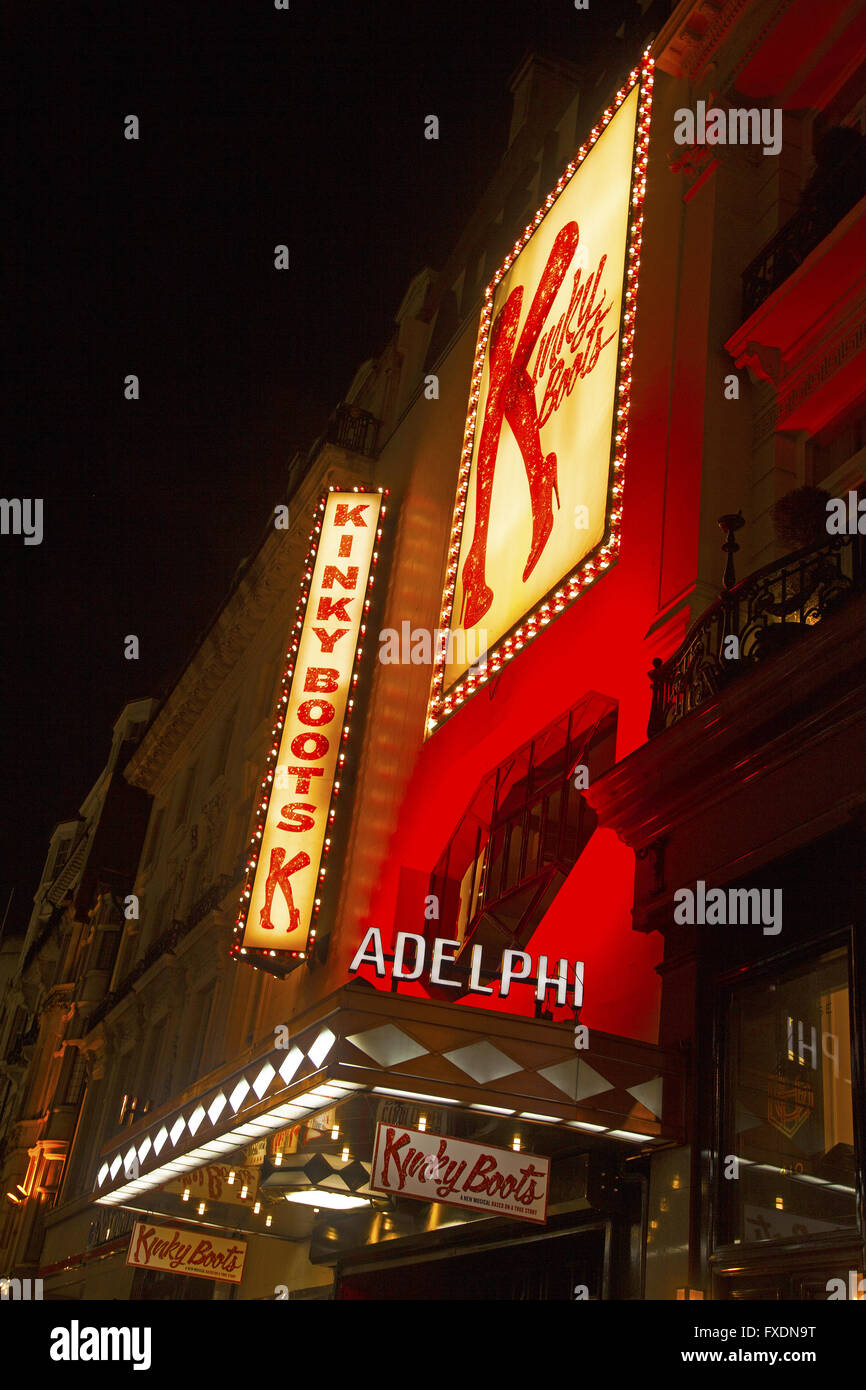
left=335, top=1220, right=613, bottom=1300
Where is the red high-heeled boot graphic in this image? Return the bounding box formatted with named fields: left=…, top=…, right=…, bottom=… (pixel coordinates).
left=460, top=288, right=523, bottom=629
left=459, top=221, right=579, bottom=626
left=259, top=845, right=311, bottom=934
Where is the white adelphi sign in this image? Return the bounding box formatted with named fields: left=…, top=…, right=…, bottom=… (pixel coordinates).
left=235, top=489, right=384, bottom=962
left=370, top=1123, right=550, bottom=1224
left=349, top=928, right=584, bottom=1005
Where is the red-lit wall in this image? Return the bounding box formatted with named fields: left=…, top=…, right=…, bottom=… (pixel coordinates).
left=316, top=70, right=714, bottom=1047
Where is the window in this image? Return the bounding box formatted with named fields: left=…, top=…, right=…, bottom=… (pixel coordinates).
left=40, top=1159, right=65, bottom=1195
left=142, top=805, right=165, bottom=869
left=172, top=762, right=198, bottom=832
left=721, top=946, right=857, bottom=1246
left=63, top=1050, right=88, bottom=1107
left=140, top=889, right=172, bottom=954
left=807, top=391, right=866, bottom=489
left=210, top=703, right=237, bottom=786
left=51, top=837, right=72, bottom=879
left=118, top=1094, right=151, bottom=1128
left=184, top=850, right=208, bottom=918
left=428, top=695, right=617, bottom=977
left=256, top=651, right=282, bottom=727
left=95, top=928, right=120, bottom=974
left=185, top=987, right=212, bottom=1083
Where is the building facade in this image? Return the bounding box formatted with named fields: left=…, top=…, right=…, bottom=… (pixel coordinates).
left=15, top=0, right=866, bottom=1300
left=0, top=699, right=155, bottom=1286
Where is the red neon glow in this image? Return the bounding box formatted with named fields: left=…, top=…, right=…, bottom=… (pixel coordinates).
left=334, top=56, right=666, bottom=1041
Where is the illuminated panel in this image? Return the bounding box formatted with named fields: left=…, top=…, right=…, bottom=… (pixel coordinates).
left=427, top=55, right=654, bottom=732
left=232, top=487, right=386, bottom=972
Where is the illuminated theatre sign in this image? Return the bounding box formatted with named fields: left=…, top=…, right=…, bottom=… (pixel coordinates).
left=232, top=488, right=385, bottom=972
left=371, top=1123, right=550, bottom=1225
left=427, top=56, right=653, bottom=730
left=349, top=928, right=585, bottom=1008
left=126, top=1222, right=247, bottom=1286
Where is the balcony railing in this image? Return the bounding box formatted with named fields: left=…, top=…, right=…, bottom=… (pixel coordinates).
left=287, top=403, right=381, bottom=497
left=742, top=141, right=866, bottom=319
left=323, top=402, right=380, bottom=457
left=648, top=532, right=864, bottom=738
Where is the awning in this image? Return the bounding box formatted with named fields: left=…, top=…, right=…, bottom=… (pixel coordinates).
left=94, top=984, right=685, bottom=1208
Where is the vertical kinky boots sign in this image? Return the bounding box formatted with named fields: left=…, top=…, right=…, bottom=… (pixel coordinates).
left=427, top=57, right=653, bottom=729
left=233, top=488, right=385, bottom=969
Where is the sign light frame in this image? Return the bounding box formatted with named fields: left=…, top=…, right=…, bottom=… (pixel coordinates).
left=231, top=485, right=387, bottom=975
left=426, top=54, right=654, bottom=733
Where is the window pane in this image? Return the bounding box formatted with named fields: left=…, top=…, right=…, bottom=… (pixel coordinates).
left=455, top=851, right=485, bottom=945
left=542, top=789, right=562, bottom=863
left=484, top=827, right=506, bottom=903
left=503, top=823, right=523, bottom=893
left=724, top=947, right=856, bottom=1245
left=560, top=784, right=582, bottom=860
left=524, top=800, right=543, bottom=877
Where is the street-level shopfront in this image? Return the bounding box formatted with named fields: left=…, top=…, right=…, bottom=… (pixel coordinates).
left=708, top=835, right=864, bottom=1301
left=589, top=587, right=866, bottom=1302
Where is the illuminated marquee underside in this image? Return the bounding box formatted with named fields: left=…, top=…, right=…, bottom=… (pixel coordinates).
left=93, top=987, right=676, bottom=1210
left=427, top=55, right=654, bottom=732
left=232, top=487, right=386, bottom=975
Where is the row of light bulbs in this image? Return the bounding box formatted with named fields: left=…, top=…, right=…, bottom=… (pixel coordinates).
left=232, top=487, right=388, bottom=970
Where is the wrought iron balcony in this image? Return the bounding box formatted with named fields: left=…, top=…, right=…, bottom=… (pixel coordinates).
left=287, top=404, right=381, bottom=496
left=742, top=138, right=866, bottom=319
left=323, top=403, right=380, bottom=457
left=648, top=532, right=864, bottom=738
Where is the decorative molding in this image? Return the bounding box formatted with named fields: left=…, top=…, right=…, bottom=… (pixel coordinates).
left=655, top=0, right=747, bottom=79
left=752, top=298, right=866, bottom=444
left=778, top=312, right=866, bottom=425
left=723, top=0, right=797, bottom=89
left=741, top=341, right=781, bottom=387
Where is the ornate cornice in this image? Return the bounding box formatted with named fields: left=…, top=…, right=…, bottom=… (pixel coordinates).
left=654, top=0, right=749, bottom=79
left=654, top=0, right=801, bottom=91
left=749, top=292, right=866, bottom=445
left=722, top=0, right=796, bottom=90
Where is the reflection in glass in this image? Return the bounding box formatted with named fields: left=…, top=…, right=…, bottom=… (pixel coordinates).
left=724, top=947, right=856, bottom=1244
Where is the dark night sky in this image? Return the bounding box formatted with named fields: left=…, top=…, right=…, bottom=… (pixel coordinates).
left=2, top=0, right=640, bottom=933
